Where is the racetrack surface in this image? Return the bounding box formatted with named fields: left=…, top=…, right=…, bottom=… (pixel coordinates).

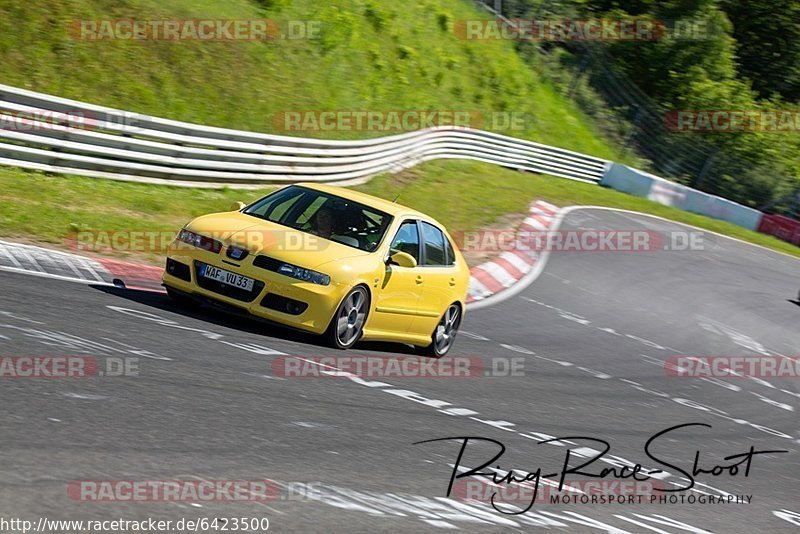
left=1, top=208, right=798, bottom=532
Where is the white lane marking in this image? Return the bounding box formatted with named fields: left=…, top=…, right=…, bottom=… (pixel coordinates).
left=61, top=392, right=109, bottom=400
left=9, top=246, right=45, bottom=272
left=107, top=307, right=288, bottom=357
left=521, top=296, right=681, bottom=352
left=697, top=316, right=770, bottom=355
left=0, top=241, right=115, bottom=284
left=538, top=511, right=631, bottom=534
left=0, top=311, right=44, bottom=324
left=62, top=255, right=87, bottom=278
left=460, top=331, right=490, bottom=341
left=613, top=515, right=671, bottom=533
left=496, top=337, right=795, bottom=442
left=629, top=513, right=713, bottom=533
left=0, top=244, right=24, bottom=268
left=773, top=509, right=800, bottom=526
left=77, top=258, right=108, bottom=282
left=0, top=265, right=114, bottom=286
left=421, top=519, right=457, bottom=529
left=102, top=337, right=172, bottom=361
left=289, top=351, right=732, bottom=499
left=499, top=344, right=534, bottom=355
left=292, top=421, right=324, bottom=428
left=584, top=207, right=800, bottom=262
left=186, top=475, right=285, bottom=516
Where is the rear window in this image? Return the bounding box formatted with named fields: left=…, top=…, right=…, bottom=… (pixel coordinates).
left=421, top=222, right=447, bottom=266
left=444, top=236, right=457, bottom=266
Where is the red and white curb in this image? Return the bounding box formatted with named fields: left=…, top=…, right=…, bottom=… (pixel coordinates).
left=466, top=200, right=559, bottom=305
left=0, top=240, right=164, bottom=292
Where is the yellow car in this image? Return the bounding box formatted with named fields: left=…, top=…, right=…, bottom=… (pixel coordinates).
left=162, top=183, right=470, bottom=356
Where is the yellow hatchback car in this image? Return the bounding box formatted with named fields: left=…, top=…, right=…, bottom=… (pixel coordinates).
left=162, top=184, right=470, bottom=356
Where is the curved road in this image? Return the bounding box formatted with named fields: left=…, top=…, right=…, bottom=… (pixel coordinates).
left=0, top=208, right=798, bottom=532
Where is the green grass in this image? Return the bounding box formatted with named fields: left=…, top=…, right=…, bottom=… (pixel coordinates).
left=0, top=167, right=273, bottom=260
left=2, top=163, right=797, bottom=262
left=0, top=0, right=629, bottom=162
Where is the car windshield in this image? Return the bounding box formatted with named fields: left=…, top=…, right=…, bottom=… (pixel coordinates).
left=243, top=185, right=393, bottom=252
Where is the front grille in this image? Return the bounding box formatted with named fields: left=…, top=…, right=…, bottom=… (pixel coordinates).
left=252, top=254, right=283, bottom=273
left=261, top=293, right=309, bottom=315
left=194, top=262, right=264, bottom=302
left=166, top=258, right=191, bottom=281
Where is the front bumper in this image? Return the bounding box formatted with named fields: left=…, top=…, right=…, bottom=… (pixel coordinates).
left=162, top=246, right=348, bottom=335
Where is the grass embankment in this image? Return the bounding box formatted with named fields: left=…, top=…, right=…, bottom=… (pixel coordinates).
left=3, top=162, right=797, bottom=262
left=0, top=0, right=626, bottom=161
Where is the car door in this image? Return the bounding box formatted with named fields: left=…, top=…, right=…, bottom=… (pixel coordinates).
left=369, top=220, right=424, bottom=336
left=410, top=221, right=461, bottom=337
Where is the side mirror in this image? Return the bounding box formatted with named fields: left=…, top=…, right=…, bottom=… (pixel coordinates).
left=388, top=251, right=417, bottom=268
left=230, top=201, right=246, bottom=211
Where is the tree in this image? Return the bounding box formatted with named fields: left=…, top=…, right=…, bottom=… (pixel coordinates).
left=721, top=0, right=800, bottom=102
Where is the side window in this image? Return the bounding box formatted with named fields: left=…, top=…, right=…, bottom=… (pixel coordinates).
left=390, top=221, right=420, bottom=262
left=421, top=222, right=446, bottom=266
left=444, top=237, right=457, bottom=266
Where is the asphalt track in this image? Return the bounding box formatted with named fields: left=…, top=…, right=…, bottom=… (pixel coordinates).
left=1, top=208, right=798, bottom=533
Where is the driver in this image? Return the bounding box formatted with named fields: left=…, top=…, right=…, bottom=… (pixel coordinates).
left=311, top=207, right=334, bottom=238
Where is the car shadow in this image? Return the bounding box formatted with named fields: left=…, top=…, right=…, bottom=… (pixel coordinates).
left=788, top=299, right=800, bottom=308
left=90, top=285, right=420, bottom=356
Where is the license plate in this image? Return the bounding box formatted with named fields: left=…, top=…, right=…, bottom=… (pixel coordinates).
left=199, top=264, right=255, bottom=292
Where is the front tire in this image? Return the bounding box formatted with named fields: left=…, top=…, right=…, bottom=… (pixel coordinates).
left=324, top=286, right=370, bottom=350
left=420, top=303, right=462, bottom=358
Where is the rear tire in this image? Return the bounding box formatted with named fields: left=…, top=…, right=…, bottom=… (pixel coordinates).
left=420, top=303, right=462, bottom=358
left=324, top=286, right=370, bottom=350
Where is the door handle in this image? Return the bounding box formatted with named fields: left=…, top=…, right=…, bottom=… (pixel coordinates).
left=415, top=275, right=424, bottom=284
left=449, top=278, right=456, bottom=286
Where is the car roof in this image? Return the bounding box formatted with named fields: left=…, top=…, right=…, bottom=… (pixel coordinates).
left=295, top=183, right=440, bottom=225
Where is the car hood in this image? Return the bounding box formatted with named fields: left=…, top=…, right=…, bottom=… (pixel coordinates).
left=186, top=211, right=371, bottom=269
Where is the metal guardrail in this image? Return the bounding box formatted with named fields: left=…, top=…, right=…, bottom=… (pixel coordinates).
left=0, top=84, right=609, bottom=188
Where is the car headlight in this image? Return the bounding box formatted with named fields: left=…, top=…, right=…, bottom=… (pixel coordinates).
left=277, top=262, right=330, bottom=286
left=177, top=229, right=222, bottom=253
